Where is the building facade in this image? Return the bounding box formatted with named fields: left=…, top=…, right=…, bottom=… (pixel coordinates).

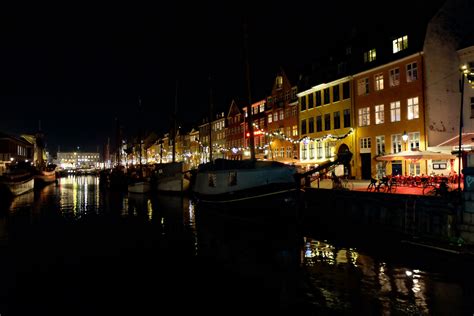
left=298, top=77, right=354, bottom=174
left=265, top=70, right=299, bottom=163
left=353, top=53, right=427, bottom=179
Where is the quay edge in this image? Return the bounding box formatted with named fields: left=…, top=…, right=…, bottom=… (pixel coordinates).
left=302, top=187, right=474, bottom=257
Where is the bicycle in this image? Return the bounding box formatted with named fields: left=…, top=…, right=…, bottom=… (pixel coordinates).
left=341, top=176, right=354, bottom=190
left=386, top=178, right=397, bottom=193
left=367, top=178, right=378, bottom=192
left=376, top=177, right=390, bottom=192
left=423, top=180, right=451, bottom=197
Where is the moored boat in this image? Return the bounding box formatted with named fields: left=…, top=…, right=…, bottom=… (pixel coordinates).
left=34, top=169, right=56, bottom=187
left=128, top=181, right=151, bottom=194
left=191, top=159, right=300, bottom=211
left=152, top=162, right=190, bottom=193
left=0, top=171, right=35, bottom=197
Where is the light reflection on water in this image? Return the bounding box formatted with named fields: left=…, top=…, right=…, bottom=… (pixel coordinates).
left=1, top=176, right=472, bottom=315
left=58, top=175, right=100, bottom=217
left=302, top=237, right=466, bottom=315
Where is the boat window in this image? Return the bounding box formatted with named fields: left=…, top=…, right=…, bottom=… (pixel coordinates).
left=228, top=171, right=237, bottom=186
left=208, top=173, right=216, bottom=187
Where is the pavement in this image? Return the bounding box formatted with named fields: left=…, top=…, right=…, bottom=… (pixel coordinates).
left=309, top=178, right=462, bottom=195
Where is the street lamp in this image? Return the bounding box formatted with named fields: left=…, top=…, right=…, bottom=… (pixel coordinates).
left=402, top=131, right=409, bottom=176
left=402, top=131, right=409, bottom=150
left=458, top=64, right=474, bottom=193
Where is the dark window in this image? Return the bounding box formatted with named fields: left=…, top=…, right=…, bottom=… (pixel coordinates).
left=324, top=114, right=331, bottom=131
left=343, top=81, right=350, bottom=99
left=343, top=109, right=351, bottom=127
left=301, top=120, right=307, bottom=135
left=333, top=85, right=340, bottom=102
left=308, top=93, right=314, bottom=109
left=471, top=97, right=474, bottom=118
left=300, top=96, right=306, bottom=111
left=208, top=174, right=216, bottom=187
left=316, top=91, right=322, bottom=107
left=316, top=115, right=322, bottom=132
left=228, top=171, right=237, bottom=186
left=334, top=111, right=340, bottom=129
left=308, top=117, right=314, bottom=133
left=324, top=88, right=330, bottom=104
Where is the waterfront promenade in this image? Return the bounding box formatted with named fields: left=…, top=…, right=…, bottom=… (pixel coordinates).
left=310, top=178, right=462, bottom=195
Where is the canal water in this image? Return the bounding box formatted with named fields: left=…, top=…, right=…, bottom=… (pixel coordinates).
left=0, top=175, right=473, bottom=315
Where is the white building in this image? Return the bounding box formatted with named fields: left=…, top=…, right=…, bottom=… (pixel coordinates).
left=57, top=152, right=100, bottom=170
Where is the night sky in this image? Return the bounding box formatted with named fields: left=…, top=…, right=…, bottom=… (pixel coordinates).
left=0, top=1, right=447, bottom=153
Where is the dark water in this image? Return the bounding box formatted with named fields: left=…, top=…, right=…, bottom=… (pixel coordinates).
left=0, top=176, right=472, bottom=315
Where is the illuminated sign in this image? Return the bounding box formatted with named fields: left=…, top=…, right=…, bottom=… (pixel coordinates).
left=245, top=130, right=264, bottom=137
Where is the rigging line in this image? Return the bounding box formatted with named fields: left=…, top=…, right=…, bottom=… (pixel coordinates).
left=423, top=69, right=462, bottom=89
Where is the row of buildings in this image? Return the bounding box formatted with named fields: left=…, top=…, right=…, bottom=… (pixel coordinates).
left=132, top=0, right=474, bottom=179
left=2, top=1, right=473, bottom=181
left=0, top=132, right=101, bottom=174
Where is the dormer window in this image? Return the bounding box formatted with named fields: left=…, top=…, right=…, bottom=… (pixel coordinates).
left=393, top=35, right=408, bottom=53
left=364, top=49, right=376, bottom=63
left=275, top=76, right=283, bottom=89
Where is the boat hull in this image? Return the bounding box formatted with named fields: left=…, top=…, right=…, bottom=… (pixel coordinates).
left=1, top=177, right=35, bottom=196
left=191, top=160, right=300, bottom=216
left=128, top=181, right=151, bottom=194
left=156, top=176, right=190, bottom=193
left=153, top=162, right=189, bottom=193
left=34, top=170, right=56, bottom=187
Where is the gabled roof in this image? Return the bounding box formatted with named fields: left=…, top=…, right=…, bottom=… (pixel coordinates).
left=0, top=131, right=33, bottom=145
left=269, top=67, right=294, bottom=95
left=227, top=99, right=242, bottom=118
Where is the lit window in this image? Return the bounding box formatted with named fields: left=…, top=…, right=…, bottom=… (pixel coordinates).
left=268, top=114, right=272, bottom=124
left=375, top=104, right=384, bottom=124
left=259, top=103, right=265, bottom=112
left=408, top=132, right=420, bottom=150
left=376, top=136, right=385, bottom=155
left=407, top=97, right=419, bottom=120
left=391, top=134, right=403, bottom=153
left=358, top=107, right=370, bottom=127
left=364, top=48, right=376, bottom=63
left=390, top=101, right=401, bottom=122
left=360, top=137, right=371, bottom=149
left=275, top=76, right=283, bottom=89
left=393, top=35, right=408, bottom=53
left=407, top=62, right=418, bottom=82
left=409, top=162, right=421, bottom=176
left=389, top=68, right=400, bottom=87
left=316, top=142, right=323, bottom=158
left=374, top=73, right=384, bottom=91
left=357, top=78, right=369, bottom=95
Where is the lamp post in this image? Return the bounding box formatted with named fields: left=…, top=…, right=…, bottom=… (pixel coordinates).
left=457, top=63, right=474, bottom=192
left=458, top=68, right=466, bottom=194
left=402, top=131, right=409, bottom=149
left=402, top=131, right=408, bottom=176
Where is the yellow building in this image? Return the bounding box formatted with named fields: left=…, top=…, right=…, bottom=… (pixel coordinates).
left=298, top=76, right=355, bottom=176
left=353, top=53, right=427, bottom=179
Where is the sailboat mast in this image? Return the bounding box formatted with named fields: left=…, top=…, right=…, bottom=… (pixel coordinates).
left=243, top=21, right=255, bottom=161
left=138, top=96, right=143, bottom=172
left=208, top=75, right=213, bottom=162
left=172, top=80, right=178, bottom=163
